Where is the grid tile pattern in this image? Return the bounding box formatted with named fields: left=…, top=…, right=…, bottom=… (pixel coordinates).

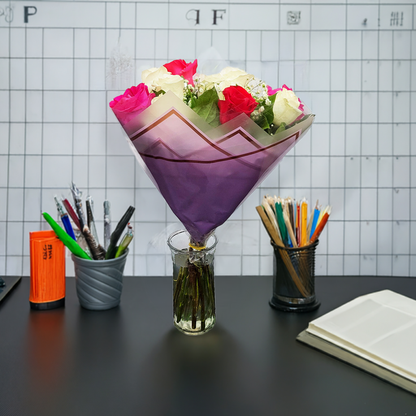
left=0, top=0, right=415, bottom=277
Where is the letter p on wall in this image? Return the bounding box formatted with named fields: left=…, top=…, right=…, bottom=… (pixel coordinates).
left=24, top=6, right=37, bottom=23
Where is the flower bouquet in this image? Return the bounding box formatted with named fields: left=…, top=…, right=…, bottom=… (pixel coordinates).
left=110, top=59, right=314, bottom=334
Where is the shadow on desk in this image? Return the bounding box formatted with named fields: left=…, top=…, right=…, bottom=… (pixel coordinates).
left=137, top=324, right=271, bottom=416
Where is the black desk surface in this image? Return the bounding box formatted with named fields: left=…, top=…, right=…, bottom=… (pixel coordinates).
left=0, top=275, right=415, bottom=416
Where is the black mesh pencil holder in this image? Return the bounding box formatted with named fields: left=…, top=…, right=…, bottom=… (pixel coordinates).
left=269, top=240, right=320, bottom=312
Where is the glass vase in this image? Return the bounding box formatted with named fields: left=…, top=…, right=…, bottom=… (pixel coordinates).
left=167, top=230, right=217, bottom=336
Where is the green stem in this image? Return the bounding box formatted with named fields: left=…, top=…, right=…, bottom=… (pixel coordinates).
left=173, top=253, right=215, bottom=332
left=188, top=261, right=197, bottom=329
left=175, top=268, right=187, bottom=323
left=196, top=266, right=206, bottom=331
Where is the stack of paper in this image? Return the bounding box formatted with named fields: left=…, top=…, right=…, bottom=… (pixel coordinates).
left=297, top=290, right=416, bottom=395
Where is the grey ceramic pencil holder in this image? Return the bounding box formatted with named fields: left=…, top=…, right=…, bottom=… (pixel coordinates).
left=72, top=250, right=128, bottom=310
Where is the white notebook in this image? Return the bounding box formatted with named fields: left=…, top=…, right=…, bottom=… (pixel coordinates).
left=298, top=290, right=416, bottom=394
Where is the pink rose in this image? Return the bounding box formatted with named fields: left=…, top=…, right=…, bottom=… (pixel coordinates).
left=109, top=83, right=155, bottom=126
left=267, top=84, right=293, bottom=96
left=267, top=85, right=280, bottom=96
left=164, top=59, right=198, bottom=86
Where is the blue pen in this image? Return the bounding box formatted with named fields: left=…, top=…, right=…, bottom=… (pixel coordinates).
left=54, top=195, right=76, bottom=241
left=309, top=201, right=321, bottom=240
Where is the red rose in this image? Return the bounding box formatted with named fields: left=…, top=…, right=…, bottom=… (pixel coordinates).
left=218, top=86, right=258, bottom=124
left=164, top=59, right=197, bottom=86
left=109, top=83, right=155, bottom=127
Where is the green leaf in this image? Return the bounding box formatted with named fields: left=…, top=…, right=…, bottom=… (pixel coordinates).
left=255, top=113, right=271, bottom=130
left=253, top=94, right=276, bottom=131
left=189, top=95, right=197, bottom=108
left=263, top=94, right=276, bottom=126
left=275, top=122, right=286, bottom=133
left=189, top=89, right=220, bottom=127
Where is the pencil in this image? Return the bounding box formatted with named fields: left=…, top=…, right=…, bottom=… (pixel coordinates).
left=310, top=206, right=331, bottom=243
left=317, top=205, right=328, bottom=226
left=275, top=200, right=288, bottom=246
left=283, top=210, right=298, bottom=248
left=309, top=203, right=321, bottom=239
left=296, top=203, right=300, bottom=246
left=300, top=198, right=307, bottom=246
left=256, top=206, right=308, bottom=297
left=262, top=196, right=280, bottom=240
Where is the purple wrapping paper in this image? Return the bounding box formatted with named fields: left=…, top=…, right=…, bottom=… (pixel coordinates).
left=116, top=91, right=314, bottom=245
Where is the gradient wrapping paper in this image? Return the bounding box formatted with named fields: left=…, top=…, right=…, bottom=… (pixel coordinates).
left=114, top=91, right=314, bottom=245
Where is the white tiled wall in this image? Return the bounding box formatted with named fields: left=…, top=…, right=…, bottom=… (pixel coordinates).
left=1, top=0, right=415, bottom=277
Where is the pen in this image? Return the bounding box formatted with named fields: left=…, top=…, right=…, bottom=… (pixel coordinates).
left=83, top=199, right=106, bottom=260
left=62, top=197, right=81, bottom=230
left=54, top=195, right=76, bottom=240
left=42, top=212, right=91, bottom=260
left=115, top=223, right=134, bottom=258
left=86, top=196, right=100, bottom=247
left=70, top=182, right=87, bottom=230
left=103, top=200, right=111, bottom=250
left=105, top=206, right=136, bottom=259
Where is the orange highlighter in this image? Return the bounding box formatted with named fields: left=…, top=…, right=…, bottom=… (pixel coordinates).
left=29, top=230, right=66, bottom=310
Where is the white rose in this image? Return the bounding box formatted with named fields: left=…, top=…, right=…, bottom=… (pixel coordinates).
left=142, top=66, right=169, bottom=88
left=272, top=88, right=302, bottom=126
left=142, top=66, right=185, bottom=100
left=203, top=67, right=254, bottom=91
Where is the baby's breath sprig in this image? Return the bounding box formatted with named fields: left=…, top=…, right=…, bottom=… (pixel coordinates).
left=246, top=78, right=269, bottom=103
left=183, top=79, right=196, bottom=105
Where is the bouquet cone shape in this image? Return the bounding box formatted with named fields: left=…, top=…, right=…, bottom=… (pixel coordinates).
left=113, top=90, right=314, bottom=245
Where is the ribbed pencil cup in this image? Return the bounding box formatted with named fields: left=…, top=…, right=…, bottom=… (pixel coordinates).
left=72, top=250, right=128, bottom=310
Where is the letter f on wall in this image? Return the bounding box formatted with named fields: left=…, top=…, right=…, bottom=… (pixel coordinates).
left=212, top=9, right=226, bottom=25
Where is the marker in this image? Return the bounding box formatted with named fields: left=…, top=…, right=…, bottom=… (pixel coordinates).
left=105, top=206, right=135, bottom=259
left=115, top=223, right=134, bottom=258
left=42, top=212, right=91, bottom=260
